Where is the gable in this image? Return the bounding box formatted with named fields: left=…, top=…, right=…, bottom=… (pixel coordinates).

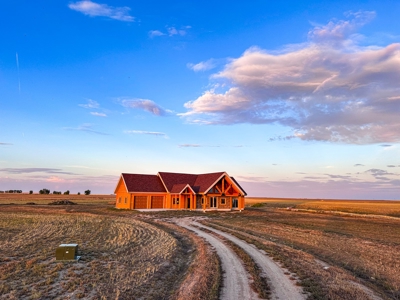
left=204, top=174, right=247, bottom=196
left=114, top=176, right=127, bottom=194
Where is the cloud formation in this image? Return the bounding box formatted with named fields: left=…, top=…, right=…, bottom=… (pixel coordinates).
left=178, top=144, right=202, bottom=147
left=187, top=59, right=216, bottom=72
left=0, top=143, right=12, bottom=146
left=68, top=1, right=134, bottom=22
left=354, top=164, right=365, bottom=167
left=183, top=11, right=400, bottom=144
left=63, top=124, right=109, bottom=135
left=0, top=168, right=78, bottom=175
left=79, top=99, right=99, bottom=109
left=121, top=99, right=168, bottom=116
left=124, top=130, right=167, bottom=137
left=90, top=112, right=107, bottom=117
left=149, top=30, right=165, bottom=38
left=149, top=26, right=190, bottom=38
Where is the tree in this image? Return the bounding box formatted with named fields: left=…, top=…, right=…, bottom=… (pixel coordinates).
left=29, top=190, right=33, bottom=194
left=63, top=190, right=70, bottom=195
left=84, top=190, right=91, bottom=195
left=77, top=192, right=80, bottom=195
left=39, top=189, right=50, bottom=194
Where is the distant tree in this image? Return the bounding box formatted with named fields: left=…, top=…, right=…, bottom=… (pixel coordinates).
left=84, top=190, right=91, bottom=195
left=53, top=191, right=61, bottom=195
left=29, top=190, right=33, bottom=194
left=64, top=190, right=70, bottom=195
left=39, top=188, right=50, bottom=194
left=77, top=192, right=80, bottom=195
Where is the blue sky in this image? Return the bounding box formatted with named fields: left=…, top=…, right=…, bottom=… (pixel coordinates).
left=1, top=0, right=399, bottom=198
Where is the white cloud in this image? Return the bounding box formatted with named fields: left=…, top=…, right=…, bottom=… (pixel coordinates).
left=121, top=99, right=167, bottom=116
left=79, top=99, right=99, bottom=109
left=90, top=112, right=107, bottom=117
left=68, top=0, right=134, bottom=22
left=187, top=59, right=216, bottom=72
left=63, top=123, right=109, bottom=135
left=182, top=11, right=400, bottom=144
left=168, top=26, right=187, bottom=36
left=149, top=30, right=165, bottom=38
left=178, top=144, right=202, bottom=147
left=124, top=130, right=167, bottom=138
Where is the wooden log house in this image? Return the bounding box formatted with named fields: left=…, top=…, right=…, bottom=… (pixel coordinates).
left=114, top=172, right=246, bottom=211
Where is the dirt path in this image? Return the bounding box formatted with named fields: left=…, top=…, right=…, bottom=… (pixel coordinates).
left=175, top=218, right=259, bottom=300
left=192, top=221, right=306, bottom=300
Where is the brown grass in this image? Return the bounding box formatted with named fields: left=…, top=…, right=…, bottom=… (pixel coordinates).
left=0, top=206, right=187, bottom=299
left=204, top=208, right=400, bottom=299
left=0, top=193, right=114, bottom=206
left=246, top=197, right=400, bottom=217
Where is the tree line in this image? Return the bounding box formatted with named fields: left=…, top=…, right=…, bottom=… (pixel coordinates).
left=0, top=189, right=91, bottom=195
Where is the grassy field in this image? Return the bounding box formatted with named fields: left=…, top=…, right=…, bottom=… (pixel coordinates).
left=246, top=197, right=400, bottom=217
left=2, top=194, right=400, bottom=299
left=204, top=207, right=400, bottom=299
left=0, top=193, right=115, bottom=206
left=0, top=195, right=223, bottom=300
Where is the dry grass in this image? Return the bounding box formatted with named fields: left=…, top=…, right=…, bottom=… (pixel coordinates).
left=0, top=206, right=182, bottom=299
left=0, top=194, right=114, bottom=206
left=246, top=197, right=400, bottom=217
left=204, top=208, right=400, bottom=299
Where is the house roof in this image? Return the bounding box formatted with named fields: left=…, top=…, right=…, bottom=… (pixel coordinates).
left=119, top=171, right=247, bottom=195
left=121, top=173, right=166, bottom=193
left=158, top=172, right=225, bottom=193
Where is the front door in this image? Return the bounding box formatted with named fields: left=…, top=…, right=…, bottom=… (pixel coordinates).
left=210, top=197, right=217, bottom=208
left=187, top=196, right=190, bottom=209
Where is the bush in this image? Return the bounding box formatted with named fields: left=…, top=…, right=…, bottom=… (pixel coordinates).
left=251, top=203, right=265, bottom=208
left=77, top=192, right=80, bottom=195
left=39, top=189, right=50, bottom=195
left=84, top=190, right=91, bottom=195
left=29, top=190, right=33, bottom=194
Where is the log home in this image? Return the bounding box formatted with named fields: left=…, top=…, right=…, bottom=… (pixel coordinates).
left=114, top=171, right=246, bottom=211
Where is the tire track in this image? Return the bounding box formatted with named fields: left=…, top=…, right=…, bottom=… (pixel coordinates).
left=175, top=218, right=259, bottom=300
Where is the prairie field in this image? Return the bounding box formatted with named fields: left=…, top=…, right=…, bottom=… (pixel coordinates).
left=0, top=193, right=115, bottom=206
left=203, top=207, right=400, bottom=299
left=1, top=194, right=399, bottom=299
left=246, top=197, right=400, bottom=217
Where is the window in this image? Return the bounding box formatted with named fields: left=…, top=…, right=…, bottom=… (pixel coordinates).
left=173, top=197, right=180, bottom=205
left=118, top=197, right=121, bottom=203
left=221, top=198, right=226, bottom=205
left=124, top=197, right=127, bottom=204
left=201, top=197, right=204, bottom=205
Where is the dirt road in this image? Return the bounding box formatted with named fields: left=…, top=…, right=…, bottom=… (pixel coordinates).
left=175, top=218, right=259, bottom=300
left=192, top=221, right=306, bottom=300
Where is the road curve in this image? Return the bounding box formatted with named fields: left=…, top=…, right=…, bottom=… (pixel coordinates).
left=175, top=218, right=259, bottom=300
left=192, top=220, right=306, bottom=300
